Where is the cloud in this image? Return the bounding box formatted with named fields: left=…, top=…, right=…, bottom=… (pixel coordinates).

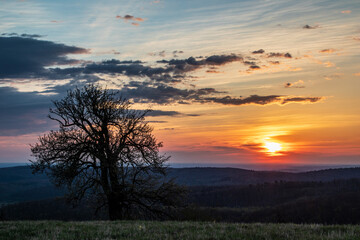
left=284, top=80, right=305, bottom=88
left=146, top=110, right=200, bottom=117
left=252, top=49, right=265, bottom=54
left=249, top=65, right=261, bottom=69
left=0, top=36, right=89, bottom=79
left=158, top=54, right=242, bottom=73
left=116, top=15, right=144, bottom=21
left=204, top=95, right=322, bottom=106
left=121, top=82, right=221, bottom=104
left=172, top=50, right=184, bottom=57
left=281, top=97, right=322, bottom=104
left=303, top=24, right=319, bottom=29
left=1, top=33, right=44, bottom=38
left=116, top=15, right=145, bottom=25
left=0, top=87, right=55, bottom=136
left=323, top=61, right=335, bottom=68
left=269, top=61, right=280, bottom=65
left=148, top=50, right=168, bottom=57
left=354, top=73, right=360, bottom=76
left=267, top=52, right=292, bottom=58
left=303, top=55, right=335, bottom=68
left=341, top=10, right=351, bottom=14
left=319, top=49, right=336, bottom=53
left=206, top=70, right=223, bottom=73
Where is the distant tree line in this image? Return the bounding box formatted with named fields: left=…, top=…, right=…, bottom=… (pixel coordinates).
left=2, top=178, right=360, bottom=224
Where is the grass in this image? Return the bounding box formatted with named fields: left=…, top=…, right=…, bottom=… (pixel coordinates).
left=0, top=221, right=359, bottom=240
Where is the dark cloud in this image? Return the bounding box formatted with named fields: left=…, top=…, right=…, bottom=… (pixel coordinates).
left=252, top=49, right=265, bottom=54
left=157, top=54, right=242, bottom=73
left=0, top=87, right=55, bottom=136
left=102, top=59, right=143, bottom=64
left=281, top=97, right=321, bottom=104
left=303, top=24, right=319, bottom=29
left=206, top=70, right=223, bottom=73
left=267, top=52, right=292, bottom=58
left=146, top=110, right=200, bottom=117
left=1, top=33, right=44, bottom=38
left=204, top=95, right=322, bottom=106
left=120, top=80, right=322, bottom=106
left=51, top=60, right=172, bottom=80
left=319, top=49, right=336, bottom=53
left=0, top=36, right=89, bottom=79
left=116, top=15, right=144, bottom=22
left=0, top=84, right=204, bottom=135
left=121, top=82, right=221, bottom=104
left=249, top=65, right=261, bottom=69
left=204, top=95, right=281, bottom=105
left=244, top=61, right=256, bottom=65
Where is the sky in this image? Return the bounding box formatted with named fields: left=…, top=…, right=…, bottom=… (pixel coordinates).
left=0, top=0, right=359, bottom=168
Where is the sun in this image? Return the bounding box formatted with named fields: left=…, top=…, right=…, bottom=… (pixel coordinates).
left=264, top=141, right=282, bottom=153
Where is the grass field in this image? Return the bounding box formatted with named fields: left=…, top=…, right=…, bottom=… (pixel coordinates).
left=0, top=221, right=359, bottom=240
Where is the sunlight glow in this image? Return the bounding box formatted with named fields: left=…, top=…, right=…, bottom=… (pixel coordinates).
left=264, top=141, right=282, bottom=153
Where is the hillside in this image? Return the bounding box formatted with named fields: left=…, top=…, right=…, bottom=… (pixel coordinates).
left=169, top=167, right=360, bottom=186
left=1, top=166, right=360, bottom=204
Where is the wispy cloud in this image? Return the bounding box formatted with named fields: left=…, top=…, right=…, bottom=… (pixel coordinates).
left=319, top=49, right=336, bottom=53
left=284, top=80, right=305, bottom=88
left=303, top=24, right=320, bottom=29
left=116, top=14, right=145, bottom=26
left=204, top=95, right=323, bottom=106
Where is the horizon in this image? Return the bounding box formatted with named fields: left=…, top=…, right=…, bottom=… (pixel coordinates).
left=1, top=162, right=359, bottom=173
left=0, top=0, right=359, bottom=167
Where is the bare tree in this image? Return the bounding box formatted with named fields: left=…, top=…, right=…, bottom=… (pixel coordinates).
left=30, top=84, right=184, bottom=220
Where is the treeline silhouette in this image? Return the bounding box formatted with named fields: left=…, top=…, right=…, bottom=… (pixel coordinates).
left=1, top=178, right=360, bottom=224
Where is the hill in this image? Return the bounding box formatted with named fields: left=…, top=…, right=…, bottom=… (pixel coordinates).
left=169, top=167, right=360, bottom=186
left=1, top=166, right=360, bottom=204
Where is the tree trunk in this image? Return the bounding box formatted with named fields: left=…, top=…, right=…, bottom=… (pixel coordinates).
left=108, top=194, right=123, bottom=220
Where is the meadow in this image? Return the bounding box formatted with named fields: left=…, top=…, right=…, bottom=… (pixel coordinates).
left=0, top=221, right=359, bottom=240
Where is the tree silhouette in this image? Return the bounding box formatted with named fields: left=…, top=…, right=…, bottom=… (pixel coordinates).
left=30, top=84, right=184, bottom=220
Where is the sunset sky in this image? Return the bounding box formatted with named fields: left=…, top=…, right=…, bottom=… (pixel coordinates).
left=0, top=0, right=359, bottom=168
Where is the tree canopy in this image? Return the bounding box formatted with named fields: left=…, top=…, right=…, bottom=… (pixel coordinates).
left=30, top=84, right=184, bottom=220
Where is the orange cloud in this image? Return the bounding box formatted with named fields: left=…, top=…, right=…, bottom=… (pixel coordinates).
left=319, top=49, right=336, bottom=53
left=324, top=61, right=335, bottom=68
left=341, top=10, right=351, bottom=14
left=354, top=72, right=360, bottom=76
